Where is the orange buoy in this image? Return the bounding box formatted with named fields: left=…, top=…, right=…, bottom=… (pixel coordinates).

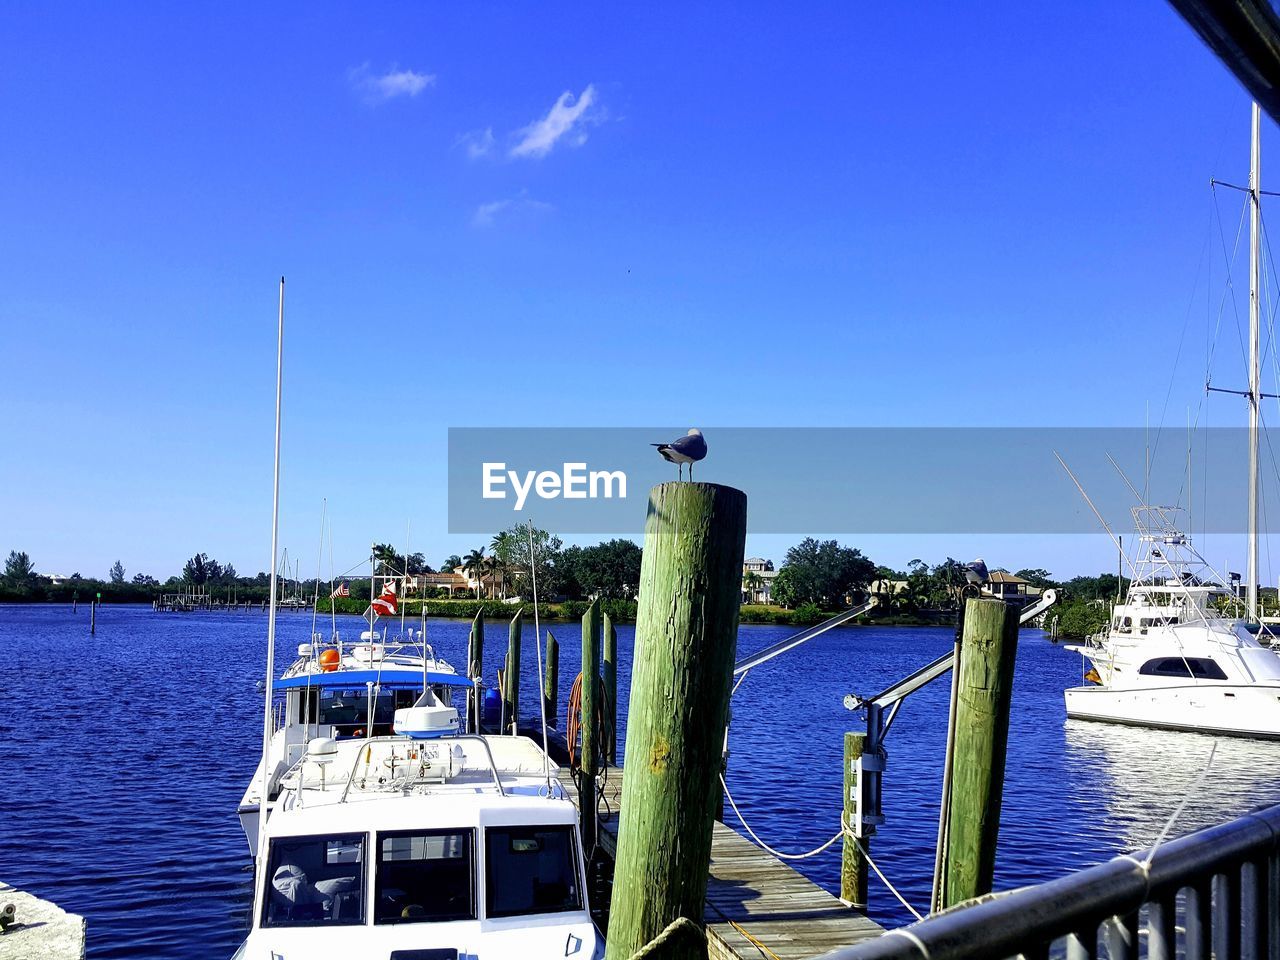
left=319, top=648, right=341, bottom=672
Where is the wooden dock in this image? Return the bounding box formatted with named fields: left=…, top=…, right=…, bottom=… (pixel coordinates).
left=556, top=764, right=885, bottom=960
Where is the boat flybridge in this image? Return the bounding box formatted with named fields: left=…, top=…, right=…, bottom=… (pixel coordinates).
left=238, top=627, right=471, bottom=857
left=233, top=733, right=599, bottom=960
left=1064, top=506, right=1280, bottom=738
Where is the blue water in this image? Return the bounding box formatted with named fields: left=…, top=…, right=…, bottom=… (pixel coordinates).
left=4, top=604, right=1280, bottom=958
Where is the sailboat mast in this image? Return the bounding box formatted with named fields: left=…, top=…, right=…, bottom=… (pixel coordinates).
left=1249, top=101, right=1262, bottom=620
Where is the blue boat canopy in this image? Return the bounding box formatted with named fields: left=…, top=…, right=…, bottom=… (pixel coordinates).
left=274, top=670, right=472, bottom=690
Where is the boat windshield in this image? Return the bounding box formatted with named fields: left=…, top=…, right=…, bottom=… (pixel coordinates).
left=485, top=825, right=581, bottom=918
left=375, top=829, right=475, bottom=923
left=263, top=833, right=365, bottom=927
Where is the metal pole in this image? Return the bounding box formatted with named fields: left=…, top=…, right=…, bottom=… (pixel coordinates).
left=1249, top=100, right=1262, bottom=621
left=255, top=276, right=285, bottom=880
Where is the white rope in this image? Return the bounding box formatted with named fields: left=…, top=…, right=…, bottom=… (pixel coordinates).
left=719, top=774, right=844, bottom=860
left=842, top=815, right=925, bottom=921
left=719, top=773, right=926, bottom=921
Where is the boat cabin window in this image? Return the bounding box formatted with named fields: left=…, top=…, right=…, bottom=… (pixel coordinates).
left=318, top=688, right=418, bottom=736
left=1138, top=657, right=1229, bottom=680
left=486, top=825, right=581, bottom=918
left=375, top=829, right=475, bottom=923
left=1118, top=617, right=1132, bottom=634
left=263, top=833, right=365, bottom=928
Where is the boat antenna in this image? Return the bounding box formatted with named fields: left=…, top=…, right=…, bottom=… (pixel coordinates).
left=526, top=520, right=553, bottom=795
left=310, top=498, right=326, bottom=641
left=255, top=275, right=286, bottom=894
left=1054, top=451, right=1139, bottom=579
left=1105, top=452, right=1147, bottom=507
left=401, top=519, right=410, bottom=645
left=327, top=516, right=337, bottom=642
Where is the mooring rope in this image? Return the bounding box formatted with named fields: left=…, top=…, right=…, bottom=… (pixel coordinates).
left=625, top=916, right=705, bottom=960
left=719, top=773, right=926, bottom=920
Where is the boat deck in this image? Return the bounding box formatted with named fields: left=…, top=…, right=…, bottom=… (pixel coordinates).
left=555, top=764, right=886, bottom=960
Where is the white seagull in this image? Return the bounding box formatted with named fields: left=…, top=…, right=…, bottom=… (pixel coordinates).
left=652, top=428, right=707, bottom=481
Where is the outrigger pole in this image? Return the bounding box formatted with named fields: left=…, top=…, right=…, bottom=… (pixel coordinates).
left=256, top=276, right=286, bottom=879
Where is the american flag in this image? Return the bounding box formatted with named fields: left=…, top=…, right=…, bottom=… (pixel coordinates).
left=330, top=582, right=350, bottom=598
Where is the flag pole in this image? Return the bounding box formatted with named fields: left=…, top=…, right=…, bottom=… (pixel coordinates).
left=255, top=276, right=286, bottom=896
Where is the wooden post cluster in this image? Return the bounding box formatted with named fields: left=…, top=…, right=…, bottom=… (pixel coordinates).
left=580, top=597, right=602, bottom=854
left=841, top=732, right=869, bottom=909
left=937, top=597, right=1020, bottom=909
left=603, top=610, right=618, bottom=764
left=467, top=610, right=485, bottom=733
left=504, top=609, right=523, bottom=734
left=605, top=482, right=748, bottom=960
left=544, top=632, right=559, bottom=728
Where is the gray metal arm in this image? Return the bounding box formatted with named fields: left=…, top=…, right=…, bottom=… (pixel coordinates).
left=842, top=589, right=1057, bottom=713
left=733, top=596, right=878, bottom=681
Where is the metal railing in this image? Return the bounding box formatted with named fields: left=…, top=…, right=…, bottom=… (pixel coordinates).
left=818, top=803, right=1280, bottom=960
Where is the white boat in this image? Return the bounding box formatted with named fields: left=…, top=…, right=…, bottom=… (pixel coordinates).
left=1064, top=104, right=1280, bottom=739
left=238, top=628, right=471, bottom=857
left=233, top=733, right=600, bottom=960
left=1063, top=506, right=1280, bottom=738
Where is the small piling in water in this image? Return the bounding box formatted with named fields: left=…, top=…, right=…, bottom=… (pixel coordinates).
left=605, top=482, right=747, bottom=960
left=90, top=601, right=96, bottom=636
left=936, top=596, right=1020, bottom=909
left=504, top=609, right=522, bottom=734
left=841, top=731, right=870, bottom=909
left=580, top=597, right=602, bottom=854
left=544, top=631, right=559, bottom=727
left=603, top=610, right=618, bottom=764
left=467, top=610, right=484, bottom=733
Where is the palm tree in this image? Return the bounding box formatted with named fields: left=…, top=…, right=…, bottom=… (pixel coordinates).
left=743, top=571, right=763, bottom=604
left=462, top=548, right=486, bottom=599
left=482, top=555, right=503, bottom=599
left=490, top=532, right=515, bottom=598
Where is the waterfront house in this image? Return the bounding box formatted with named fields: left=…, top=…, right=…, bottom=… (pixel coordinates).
left=742, top=558, right=778, bottom=604
left=982, top=570, right=1040, bottom=607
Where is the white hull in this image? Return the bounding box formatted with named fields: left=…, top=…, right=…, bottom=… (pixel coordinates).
left=1065, top=682, right=1280, bottom=739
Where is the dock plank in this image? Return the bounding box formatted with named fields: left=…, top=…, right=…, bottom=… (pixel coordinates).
left=557, top=765, right=884, bottom=960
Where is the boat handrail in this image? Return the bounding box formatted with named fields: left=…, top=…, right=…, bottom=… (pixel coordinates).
left=336, top=734, right=507, bottom=804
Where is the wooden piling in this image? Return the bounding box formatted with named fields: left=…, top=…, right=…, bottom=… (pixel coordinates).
left=580, top=597, right=601, bottom=854
left=603, top=610, right=618, bottom=764
left=504, top=609, right=522, bottom=734
left=938, top=597, right=1020, bottom=909
left=467, top=610, right=484, bottom=733
left=841, top=732, right=869, bottom=909
left=90, top=601, right=96, bottom=635
left=544, top=631, right=559, bottom=727
left=605, top=482, right=748, bottom=960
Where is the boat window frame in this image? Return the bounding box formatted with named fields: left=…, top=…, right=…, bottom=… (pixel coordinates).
left=484, top=823, right=584, bottom=920
left=1137, top=656, right=1229, bottom=681
left=261, top=831, right=368, bottom=929
left=373, top=827, right=477, bottom=925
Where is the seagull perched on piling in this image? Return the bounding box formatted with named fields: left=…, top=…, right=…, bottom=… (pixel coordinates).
left=652, top=428, right=707, bottom=481
left=962, top=558, right=989, bottom=586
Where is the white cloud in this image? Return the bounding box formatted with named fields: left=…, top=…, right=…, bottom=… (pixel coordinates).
left=349, top=63, right=436, bottom=103
left=510, top=84, right=601, bottom=159
left=457, top=127, right=495, bottom=159
left=473, top=193, right=554, bottom=228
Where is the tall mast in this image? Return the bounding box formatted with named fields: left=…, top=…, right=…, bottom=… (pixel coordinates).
left=1249, top=102, right=1262, bottom=620
left=256, top=276, right=285, bottom=883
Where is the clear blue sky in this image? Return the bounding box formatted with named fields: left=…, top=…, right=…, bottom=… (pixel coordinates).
left=1, top=2, right=1275, bottom=583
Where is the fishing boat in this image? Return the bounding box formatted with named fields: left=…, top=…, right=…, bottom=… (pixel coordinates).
left=236, top=614, right=472, bottom=857
left=1063, top=506, right=1280, bottom=738
left=236, top=281, right=598, bottom=957
left=233, top=732, right=599, bottom=960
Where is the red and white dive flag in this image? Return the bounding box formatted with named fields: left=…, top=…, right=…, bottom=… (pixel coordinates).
left=371, top=580, right=397, bottom=617
left=330, top=582, right=350, bottom=599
